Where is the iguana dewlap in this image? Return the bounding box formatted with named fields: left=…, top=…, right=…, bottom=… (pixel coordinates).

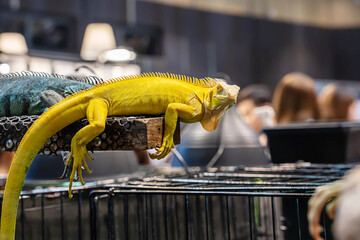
left=0, top=73, right=239, bottom=239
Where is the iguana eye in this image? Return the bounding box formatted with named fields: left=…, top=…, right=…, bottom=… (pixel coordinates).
left=216, top=84, right=224, bottom=93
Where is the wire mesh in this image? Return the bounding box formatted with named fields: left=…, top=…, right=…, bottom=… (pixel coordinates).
left=1, top=163, right=350, bottom=239
left=0, top=115, right=178, bottom=153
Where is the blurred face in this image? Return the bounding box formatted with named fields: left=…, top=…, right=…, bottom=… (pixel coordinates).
left=237, top=99, right=263, bottom=134
left=347, top=100, right=357, bottom=121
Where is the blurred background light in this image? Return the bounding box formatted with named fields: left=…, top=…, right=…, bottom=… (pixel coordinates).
left=0, top=63, right=10, bottom=74
left=98, top=47, right=137, bottom=63
left=0, top=32, right=28, bottom=55
left=80, top=23, right=116, bottom=61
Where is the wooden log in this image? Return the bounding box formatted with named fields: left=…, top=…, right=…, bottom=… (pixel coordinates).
left=0, top=116, right=180, bottom=153
left=137, top=117, right=180, bottom=149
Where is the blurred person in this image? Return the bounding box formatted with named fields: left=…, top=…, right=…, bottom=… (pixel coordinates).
left=0, top=151, right=14, bottom=174
left=236, top=85, right=275, bottom=146
left=272, top=72, right=320, bottom=124
left=318, top=83, right=356, bottom=121
left=236, top=85, right=274, bottom=134
left=272, top=73, right=320, bottom=240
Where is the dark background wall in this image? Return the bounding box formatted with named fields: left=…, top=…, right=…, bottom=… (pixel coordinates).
left=333, top=28, right=360, bottom=80
left=0, top=0, right=359, bottom=88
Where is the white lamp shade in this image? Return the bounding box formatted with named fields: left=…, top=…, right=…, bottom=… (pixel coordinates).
left=80, top=23, right=116, bottom=61
left=0, top=32, right=28, bottom=55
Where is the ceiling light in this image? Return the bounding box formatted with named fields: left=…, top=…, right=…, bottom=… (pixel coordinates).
left=98, top=47, right=137, bottom=63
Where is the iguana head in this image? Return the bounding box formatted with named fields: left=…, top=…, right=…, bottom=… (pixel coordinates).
left=201, top=80, right=240, bottom=131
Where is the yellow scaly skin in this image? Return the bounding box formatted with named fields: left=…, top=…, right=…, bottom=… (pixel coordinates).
left=0, top=73, right=239, bottom=239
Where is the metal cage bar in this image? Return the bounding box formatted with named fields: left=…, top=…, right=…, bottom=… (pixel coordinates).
left=1, top=164, right=351, bottom=239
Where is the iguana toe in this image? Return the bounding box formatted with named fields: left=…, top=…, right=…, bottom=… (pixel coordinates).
left=78, top=166, right=85, bottom=185
left=85, top=151, right=94, bottom=162
left=66, top=145, right=94, bottom=198
left=149, top=137, right=174, bottom=159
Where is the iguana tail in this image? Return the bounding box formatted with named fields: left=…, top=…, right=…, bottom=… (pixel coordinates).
left=0, top=97, right=86, bottom=240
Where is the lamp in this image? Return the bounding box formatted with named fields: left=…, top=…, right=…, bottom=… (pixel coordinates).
left=0, top=32, right=28, bottom=55
left=80, top=23, right=116, bottom=61
left=98, top=47, right=137, bottom=63
left=0, top=32, right=28, bottom=74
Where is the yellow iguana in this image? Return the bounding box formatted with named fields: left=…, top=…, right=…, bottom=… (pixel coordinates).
left=0, top=72, right=239, bottom=239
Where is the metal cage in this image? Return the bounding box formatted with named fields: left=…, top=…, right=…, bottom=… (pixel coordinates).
left=0, top=163, right=350, bottom=240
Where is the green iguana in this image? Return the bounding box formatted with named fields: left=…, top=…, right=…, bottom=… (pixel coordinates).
left=0, top=72, right=239, bottom=239
left=0, top=71, right=104, bottom=116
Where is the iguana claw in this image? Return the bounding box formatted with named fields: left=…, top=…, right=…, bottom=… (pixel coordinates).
left=149, top=136, right=175, bottom=160
left=59, top=162, right=83, bottom=182
left=65, top=145, right=93, bottom=198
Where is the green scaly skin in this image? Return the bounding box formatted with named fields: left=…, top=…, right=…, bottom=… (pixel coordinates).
left=0, top=71, right=103, bottom=117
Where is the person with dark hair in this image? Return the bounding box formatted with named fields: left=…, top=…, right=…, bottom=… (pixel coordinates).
left=236, top=85, right=274, bottom=134
left=236, top=84, right=275, bottom=146
left=237, top=85, right=272, bottom=106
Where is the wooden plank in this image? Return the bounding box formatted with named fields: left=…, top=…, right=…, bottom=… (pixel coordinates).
left=138, top=118, right=180, bottom=149
left=0, top=116, right=181, bottom=153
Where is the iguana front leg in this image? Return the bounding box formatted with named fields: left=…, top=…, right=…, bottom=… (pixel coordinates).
left=40, top=90, right=64, bottom=108
left=149, top=103, right=200, bottom=160
left=65, top=98, right=109, bottom=198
